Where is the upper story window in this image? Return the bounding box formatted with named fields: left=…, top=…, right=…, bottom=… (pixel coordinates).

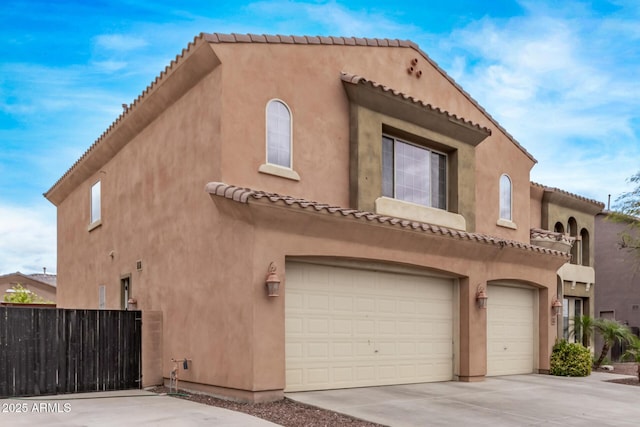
left=382, top=135, right=446, bottom=209
left=266, top=99, right=292, bottom=168
left=90, top=180, right=101, bottom=225
left=580, top=228, right=590, bottom=266
left=499, top=174, right=512, bottom=221
left=259, top=100, right=300, bottom=181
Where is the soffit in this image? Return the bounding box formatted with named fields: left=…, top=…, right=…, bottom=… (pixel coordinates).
left=206, top=181, right=570, bottom=259
left=533, top=182, right=605, bottom=215
left=341, top=72, right=491, bottom=146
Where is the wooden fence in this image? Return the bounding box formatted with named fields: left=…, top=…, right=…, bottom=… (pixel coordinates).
left=0, top=307, right=141, bottom=397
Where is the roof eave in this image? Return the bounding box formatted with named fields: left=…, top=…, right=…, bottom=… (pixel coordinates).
left=206, top=182, right=569, bottom=259
left=45, top=35, right=221, bottom=206
left=341, top=73, right=491, bottom=146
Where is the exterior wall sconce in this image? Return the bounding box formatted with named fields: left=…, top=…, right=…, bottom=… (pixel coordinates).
left=265, top=262, right=281, bottom=297
left=551, top=297, right=563, bottom=316
left=476, top=285, right=488, bottom=309
left=551, top=296, right=563, bottom=325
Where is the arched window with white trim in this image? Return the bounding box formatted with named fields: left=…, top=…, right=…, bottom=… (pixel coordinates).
left=266, top=99, right=292, bottom=168
left=499, top=174, right=512, bottom=221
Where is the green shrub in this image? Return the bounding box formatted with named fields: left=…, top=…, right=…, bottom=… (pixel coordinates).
left=550, top=340, right=592, bottom=377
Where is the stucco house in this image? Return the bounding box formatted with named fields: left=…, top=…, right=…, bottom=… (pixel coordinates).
left=45, top=33, right=600, bottom=401
left=530, top=184, right=603, bottom=347
left=0, top=271, right=57, bottom=303
left=595, top=211, right=640, bottom=359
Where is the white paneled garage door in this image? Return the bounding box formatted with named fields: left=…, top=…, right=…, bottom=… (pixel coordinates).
left=487, top=284, right=535, bottom=376
left=285, top=262, right=454, bottom=392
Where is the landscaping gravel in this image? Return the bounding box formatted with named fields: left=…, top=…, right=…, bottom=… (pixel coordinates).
left=150, top=386, right=386, bottom=427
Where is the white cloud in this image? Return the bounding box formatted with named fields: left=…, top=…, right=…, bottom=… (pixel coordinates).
left=0, top=203, right=56, bottom=275
left=94, top=34, right=148, bottom=51
left=430, top=3, right=640, bottom=204
left=244, top=0, right=419, bottom=37
left=92, top=60, right=128, bottom=72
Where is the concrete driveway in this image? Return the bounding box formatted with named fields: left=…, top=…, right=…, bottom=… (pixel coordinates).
left=288, top=372, right=640, bottom=426
left=0, top=389, right=277, bottom=426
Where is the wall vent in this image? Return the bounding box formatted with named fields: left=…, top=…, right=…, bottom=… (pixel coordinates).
left=136, top=260, right=143, bottom=271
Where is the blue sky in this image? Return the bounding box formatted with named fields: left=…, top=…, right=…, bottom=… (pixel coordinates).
left=1, top=0, right=639, bottom=274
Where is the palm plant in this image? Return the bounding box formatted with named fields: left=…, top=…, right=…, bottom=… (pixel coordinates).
left=569, top=315, right=596, bottom=347
left=622, top=335, right=640, bottom=381
left=593, top=318, right=634, bottom=369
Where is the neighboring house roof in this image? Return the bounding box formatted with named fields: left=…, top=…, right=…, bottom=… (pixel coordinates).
left=45, top=32, right=536, bottom=205
left=597, top=210, right=640, bottom=222
left=532, top=182, right=605, bottom=213
left=26, top=273, right=57, bottom=287
left=206, top=181, right=570, bottom=259
left=0, top=272, right=57, bottom=288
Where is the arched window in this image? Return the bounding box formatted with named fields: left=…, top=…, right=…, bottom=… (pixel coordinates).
left=581, top=228, right=590, bottom=266
left=554, top=222, right=565, bottom=233
left=266, top=99, right=292, bottom=168
left=499, top=174, right=512, bottom=221
left=568, top=217, right=578, bottom=264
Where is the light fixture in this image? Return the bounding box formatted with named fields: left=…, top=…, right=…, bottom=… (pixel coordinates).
left=265, top=262, right=281, bottom=297
left=476, top=285, right=488, bottom=309
left=551, top=297, right=563, bottom=317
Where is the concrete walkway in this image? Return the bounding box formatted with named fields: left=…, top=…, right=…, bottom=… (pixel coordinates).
left=288, top=373, right=640, bottom=426
left=0, top=389, right=278, bottom=426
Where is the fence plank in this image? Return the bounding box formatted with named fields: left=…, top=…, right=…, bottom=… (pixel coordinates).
left=0, top=307, right=8, bottom=396
left=0, top=307, right=141, bottom=398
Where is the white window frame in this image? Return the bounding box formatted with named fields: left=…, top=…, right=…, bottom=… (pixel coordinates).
left=382, top=135, right=447, bottom=210
left=258, top=99, right=300, bottom=181
left=496, top=174, right=516, bottom=229
left=499, top=174, right=512, bottom=221
left=89, top=180, right=102, bottom=230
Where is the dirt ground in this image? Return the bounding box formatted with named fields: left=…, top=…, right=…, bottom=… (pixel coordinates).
left=151, top=364, right=640, bottom=426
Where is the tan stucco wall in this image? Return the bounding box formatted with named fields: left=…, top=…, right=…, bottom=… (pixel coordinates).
left=51, top=40, right=565, bottom=399
left=208, top=42, right=534, bottom=239
left=220, top=200, right=564, bottom=386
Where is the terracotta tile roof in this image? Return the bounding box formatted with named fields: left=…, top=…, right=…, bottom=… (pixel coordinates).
left=341, top=72, right=491, bottom=136
left=531, top=182, right=605, bottom=208
left=46, top=32, right=536, bottom=199
left=206, top=182, right=570, bottom=259
left=530, top=227, right=574, bottom=243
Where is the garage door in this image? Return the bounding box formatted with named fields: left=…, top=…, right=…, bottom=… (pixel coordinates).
left=487, top=285, right=535, bottom=376
left=285, top=262, right=453, bottom=392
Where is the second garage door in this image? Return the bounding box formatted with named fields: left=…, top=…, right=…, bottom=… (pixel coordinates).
left=487, top=284, right=535, bottom=376
left=285, top=262, right=454, bottom=392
